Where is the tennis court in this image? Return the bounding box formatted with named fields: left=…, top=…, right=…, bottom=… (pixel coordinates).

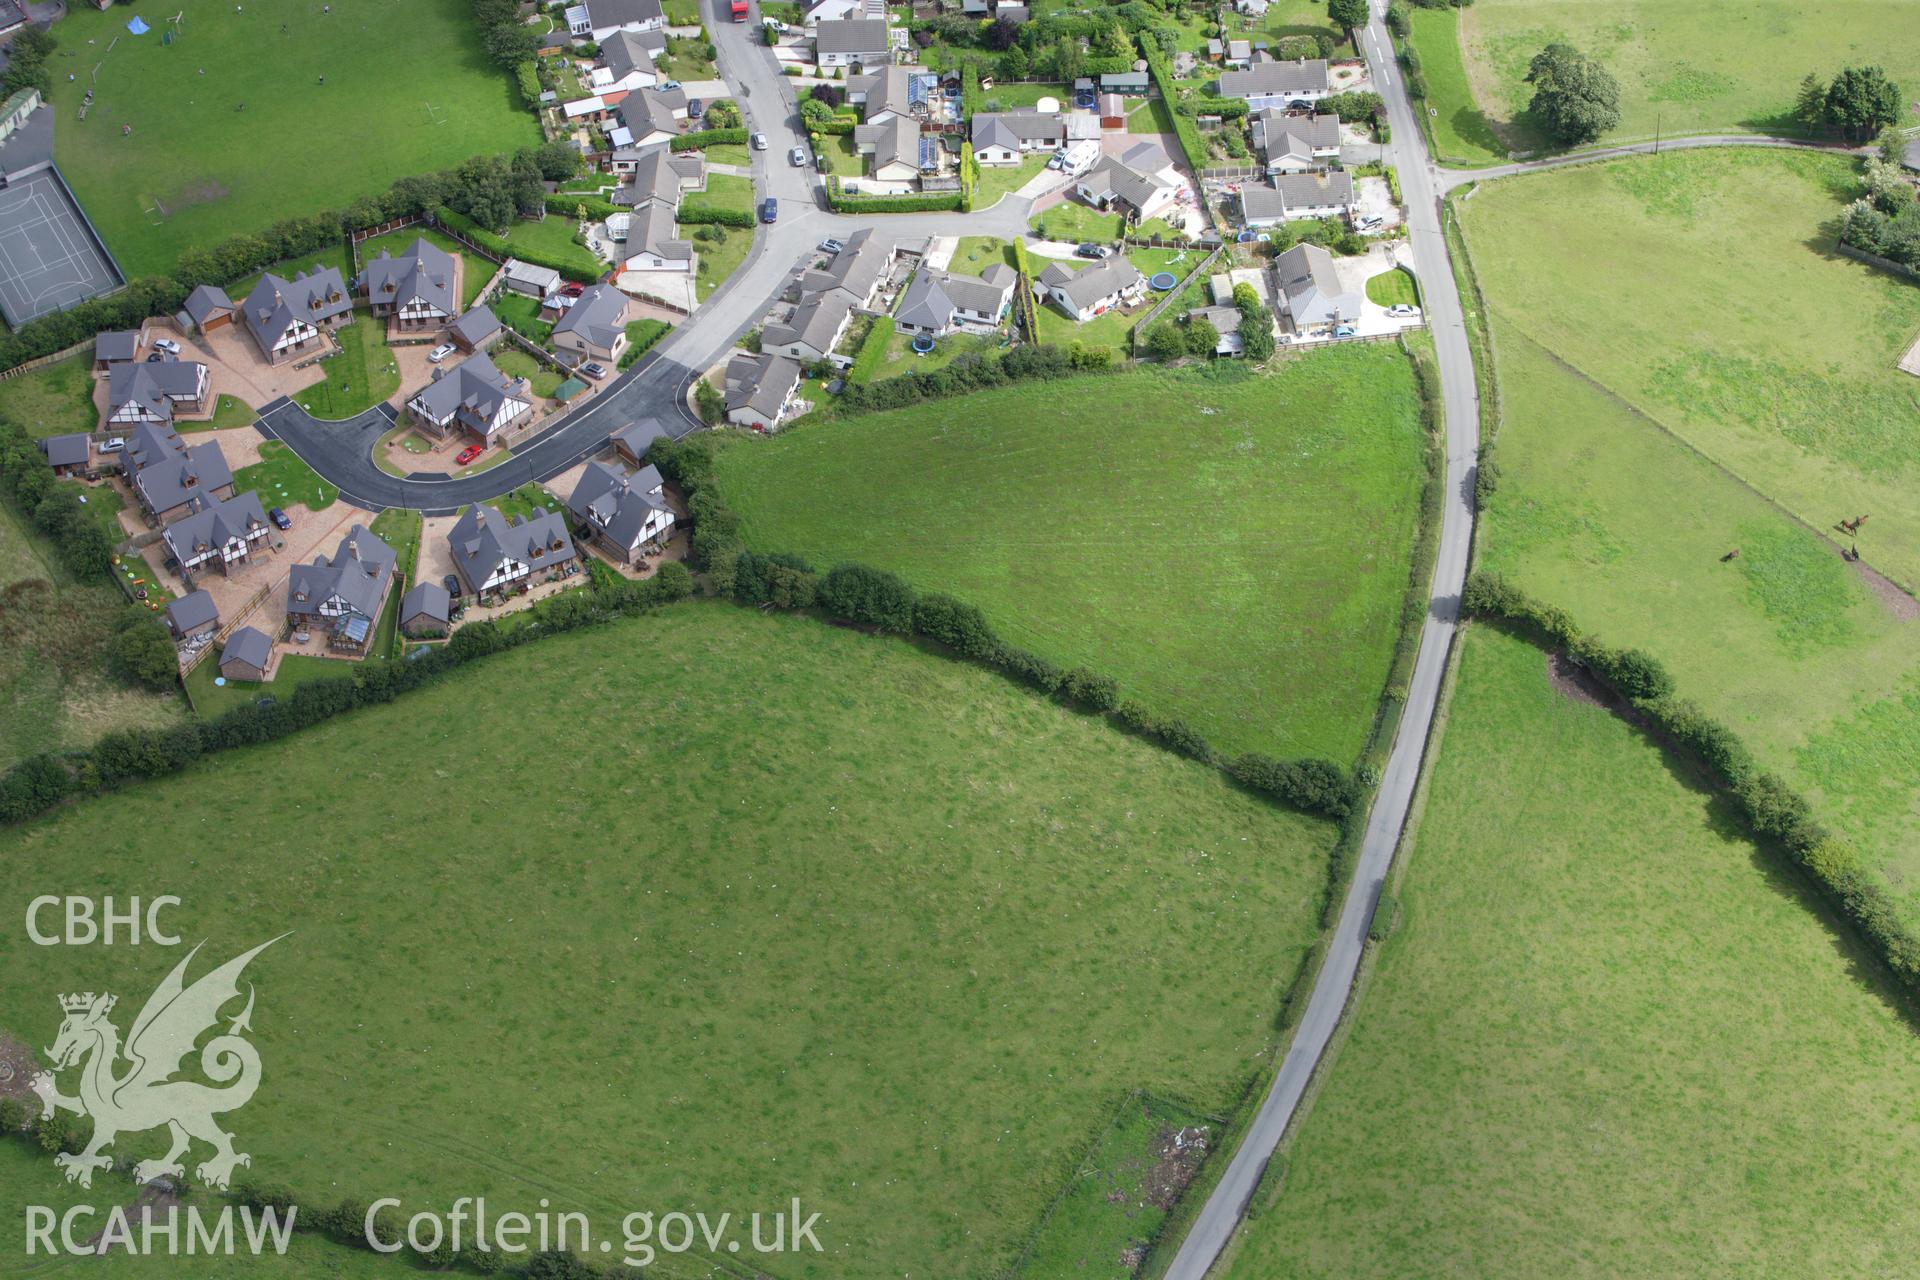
left=0, top=170, right=124, bottom=327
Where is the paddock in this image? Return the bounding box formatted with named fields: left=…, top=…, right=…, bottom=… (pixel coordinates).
left=0, top=170, right=123, bottom=326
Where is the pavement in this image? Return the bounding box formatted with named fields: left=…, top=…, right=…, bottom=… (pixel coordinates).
left=1159, top=3, right=1483, bottom=1275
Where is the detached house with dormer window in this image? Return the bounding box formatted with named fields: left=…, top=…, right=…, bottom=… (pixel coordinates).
left=361, top=238, right=459, bottom=333
left=241, top=267, right=352, bottom=365
left=405, top=351, right=533, bottom=443
left=104, top=357, right=210, bottom=426
left=127, top=424, right=235, bottom=524
left=447, top=503, right=578, bottom=596
left=161, top=491, right=272, bottom=576
left=286, top=524, right=397, bottom=654
left=566, top=461, right=675, bottom=565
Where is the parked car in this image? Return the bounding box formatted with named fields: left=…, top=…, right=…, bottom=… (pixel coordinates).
left=561, top=281, right=585, bottom=297
left=146, top=351, right=166, bottom=362
left=760, top=197, right=778, bottom=223
left=99, top=437, right=125, bottom=453
left=1386, top=304, right=1420, bottom=318
left=581, top=361, right=609, bottom=380
left=789, top=146, right=808, bottom=167
left=751, top=131, right=768, bottom=150
left=456, top=444, right=483, bottom=466
left=443, top=573, right=463, bottom=599
left=1358, top=215, right=1384, bottom=230
left=819, top=237, right=845, bottom=254
left=687, top=98, right=704, bottom=119
left=1075, top=243, right=1112, bottom=259
left=269, top=506, right=292, bottom=530
left=427, top=343, right=456, bottom=363
left=153, top=337, right=181, bottom=355
left=1333, top=324, right=1356, bottom=338
left=661, top=80, right=681, bottom=91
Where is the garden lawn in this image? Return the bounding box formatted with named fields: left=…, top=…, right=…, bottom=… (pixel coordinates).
left=182, top=648, right=343, bottom=720
left=1220, top=625, right=1920, bottom=1279
left=490, top=214, right=606, bottom=280
left=355, top=225, right=497, bottom=309
left=492, top=347, right=564, bottom=398
left=696, top=225, right=752, bottom=300
left=201, top=393, right=257, bottom=432
left=698, top=172, right=756, bottom=214
left=234, top=439, right=338, bottom=513
left=972, top=154, right=1052, bottom=208
left=0, top=353, right=96, bottom=439
left=1031, top=202, right=1126, bottom=244
left=43, top=0, right=536, bottom=278
left=0, top=498, right=182, bottom=769
left=1364, top=265, right=1419, bottom=308
left=1447, top=0, right=1920, bottom=148
left=370, top=506, right=423, bottom=582
left=491, top=292, right=552, bottom=343
left=711, top=351, right=1430, bottom=761
left=0, top=603, right=1339, bottom=1280
left=951, top=235, right=1013, bottom=274
left=292, top=318, right=399, bottom=420
left=874, top=327, right=1002, bottom=379
left=1464, top=149, right=1920, bottom=926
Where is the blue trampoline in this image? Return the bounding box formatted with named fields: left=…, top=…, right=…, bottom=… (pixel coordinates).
left=1149, top=272, right=1177, bottom=291
left=910, top=333, right=935, bottom=354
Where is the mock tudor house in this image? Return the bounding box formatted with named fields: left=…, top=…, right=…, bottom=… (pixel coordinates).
left=567, top=0, right=665, bottom=41
left=1073, top=143, right=1177, bottom=223
left=162, top=490, right=272, bottom=576
left=815, top=17, right=891, bottom=69
left=219, top=627, right=273, bottom=683
left=1218, top=58, right=1330, bottom=111
left=104, top=357, right=210, bottom=426
left=762, top=290, right=855, bottom=363
left=1273, top=242, right=1361, bottom=329
left=39, top=433, right=90, bottom=478
left=129, top=426, right=236, bottom=524
left=551, top=284, right=630, bottom=365
left=405, top=352, right=533, bottom=443
left=970, top=110, right=1065, bottom=165
left=1239, top=170, right=1355, bottom=227
left=892, top=264, right=1017, bottom=337
left=566, top=461, right=676, bottom=564
left=447, top=503, right=578, bottom=597
left=1250, top=109, right=1340, bottom=173
left=241, top=267, right=352, bottom=365
left=723, top=352, right=802, bottom=430
left=795, top=229, right=896, bottom=308
left=1038, top=256, right=1146, bottom=322
left=287, top=524, right=397, bottom=653
left=361, top=238, right=458, bottom=332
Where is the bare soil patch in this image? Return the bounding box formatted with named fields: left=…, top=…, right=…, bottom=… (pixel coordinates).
left=1546, top=650, right=1610, bottom=708
left=1142, top=1122, right=1209, bottom=1211
left=1851, top=557, right=1920, bottom=621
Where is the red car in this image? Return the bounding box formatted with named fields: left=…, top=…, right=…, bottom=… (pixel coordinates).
left=456, top=444, right=483, bottom=466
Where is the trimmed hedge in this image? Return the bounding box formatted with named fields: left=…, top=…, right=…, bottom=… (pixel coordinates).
left=435, top=206, right=604, bottom=283
left=677, top=204, right=754, bottom=227
left=824, top=180, right=964, bottom=214
left=647, top=432, right=1358, bottom=824
left=671, top=126, right=750, bottom=152
left=618, top=318, right=672, bottom=370
left=1141, top=40, right=1207, bottom=171
left=546, top=194, right=622, bottom=220
left=1461, top=570, right=1920, bottom=999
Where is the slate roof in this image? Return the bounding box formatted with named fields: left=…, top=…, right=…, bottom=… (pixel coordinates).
left=134, top=438, right=232, bottom=515
left=448, top=503, right=576, bottom=591
left=1250, top=108, right=1339, bottom=158
left=449, top=305, right=501, bottom=348
left=1273, top=241, right=1360, bottom=325
left=362, top=237, right=458, bottom=317
left=288, top=524, right=397, bottom=623
left=552, top=284, right=629, bottom=352
left=408, top=351, right=528, bottom=436
left=1219, top=57, right=1329, bottom=99
left=852, top=65, right=915, bottom=120
left=161, top=490, right=269, bottom=564
left=894, top=264, right=1014, bottom=330
left=620, top=87, right=685, bottom=140
left=241, top=267, right=352, bottom=351
left=855, top=114, right=921, bottom=172
left=400, top=581, right=451, bottom=629
left=586, top=0, right=664, bottom=27
left=622, top=148, right=705, bottom=207
left=970, top=110, right=1065, bottom=151
left=1077, top=153, right=1168, bottom=212
left=1039, top=255, right=1143, bottom=310
left=610, top=418, right=668, bottom=459
left=106, top=358, right=206, bottom=424
left=183, top=284, right=234, bottom=325
left=221, top=626, right=272, bottom=672
left=764, top=290, right=854, bottom=354
left=95, top=330, right=139, bottom=363
left=723, top=352, right=802, bottom=421
left=816, top=17, right=890, bottom=55
left=566, top=460, right=672, bottom=549
left=125, top=421, right=186, bottom=473
left=39, top=433, right=89, bottom=468
left=626, top=201, right=693, bottom=263
left=797, top=228, right=893, bottom=303
left=166, top=588, right=219, bottom=635
left=601, top=28, right=667, bottom=81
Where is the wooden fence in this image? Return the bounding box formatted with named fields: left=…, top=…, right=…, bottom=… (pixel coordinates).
left=0, top=337, right=94, bottom=382
left=1127, top=244, right=1225, bottom=356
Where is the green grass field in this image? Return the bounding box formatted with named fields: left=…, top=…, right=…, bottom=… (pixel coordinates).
left=354, top=225, right=496, bottom=309
left=695, top=224, right=751, bottom=301
left=1436, top=0, right=1920, bottom=153
left=291, top=319, right=399, bottom=420
left=1405, top=5, right=1535, bottom=165
left=1, top=603, right=1338, bottom=1280
left=0, top=354, right=96, bottom=439
left=489, top=214, right=606, bottom=280
left=44, top=0, right=536, bottom=279
left=699, top=172, right=756, bottom=214
left=1219, top=625, right=1920, bottom=1278
left=1463, top=148, right=1920, bottom=922
left=710, top=351, right=1430, bottom=762
left=234, top=439, right=338, bottom=512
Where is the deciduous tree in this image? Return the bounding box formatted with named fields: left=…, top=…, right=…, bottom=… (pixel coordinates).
left=1524, top=43, right=1621, bottom=146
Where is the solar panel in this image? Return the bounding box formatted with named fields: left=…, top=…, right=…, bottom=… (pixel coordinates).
left=919, top=136, right=939, bottom=171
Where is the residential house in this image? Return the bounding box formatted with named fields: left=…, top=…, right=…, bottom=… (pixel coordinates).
left=615, top=148, right=706, bottom=208
left=849, top=65, right=916, bottom=124
left=598, top=29, right=666, bottom=93
left=1074, top=144, right=1177, bottom=222
left=1188, top=304, right=1246, bottom=356
left=361, top=237, right=458, bottom=332
left=1250, top=109, right=1340, bottom=173
left=722, top=351, right=802, bottom=430
left=610, top=419, right=668, bottom=467
left=1218, top=58, right=1330, bottom=111
left=104, top=357, right=211, bottom=426
left=551, top=284, right=631, bottom=365
left=567, top=0, right=665, bottom=41
left=180, top=284, right=235, bottom=334
left=240, top=267, right=352, bottom=365
left=165, top=588, right=220, bottom=642
left=854, top=114, right=926, bottom=183
left=94, top=330, right=139, bottom=370
left=970, top=110, right=1064, bottom=165
left=1239, top=170, right=1355, bottom=226
left=449, top=305, right=501, bottom=354
left=803, top=0, right=885, bottom=24
left=286, top=524, right=397, bottom=653
left=446, top=503, right=578, bottom=596
left=503, top=259, right=563, bottom=299
left=219, top=627, right=273, bottom=683
left=567, top=460, right=676, bottom=564
left=406, top=351, right=533, bottom=443
left=130, top=429, right=235, bottom=524
left=38, top=433, right=90, bottom=477
left=892, top=264, right=1016, bottom=336
left=815, top=18, right=891, bottom=69
left=1039, top=256, right=1146, bottom=321
left=161, top=490, right=272, bottom=576
left=615, top=87, right=688, bottom=153
left=0, top=2, right=29, bottom=39
left=621, top=201, right=695, bottom=274
left=796, top=229, right=896, bottom=308
left=1273, top=242, right=1361, bottom=328
left=762, top=291, right=855, bottom=363
left=399, top=582, right=451, bottom=637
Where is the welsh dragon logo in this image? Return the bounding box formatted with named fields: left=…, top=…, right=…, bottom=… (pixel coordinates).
left=29, top=937, right=285, bottom=1191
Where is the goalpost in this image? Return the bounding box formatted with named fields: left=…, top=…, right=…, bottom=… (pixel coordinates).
left=424, top=101, right=449, bottom=126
